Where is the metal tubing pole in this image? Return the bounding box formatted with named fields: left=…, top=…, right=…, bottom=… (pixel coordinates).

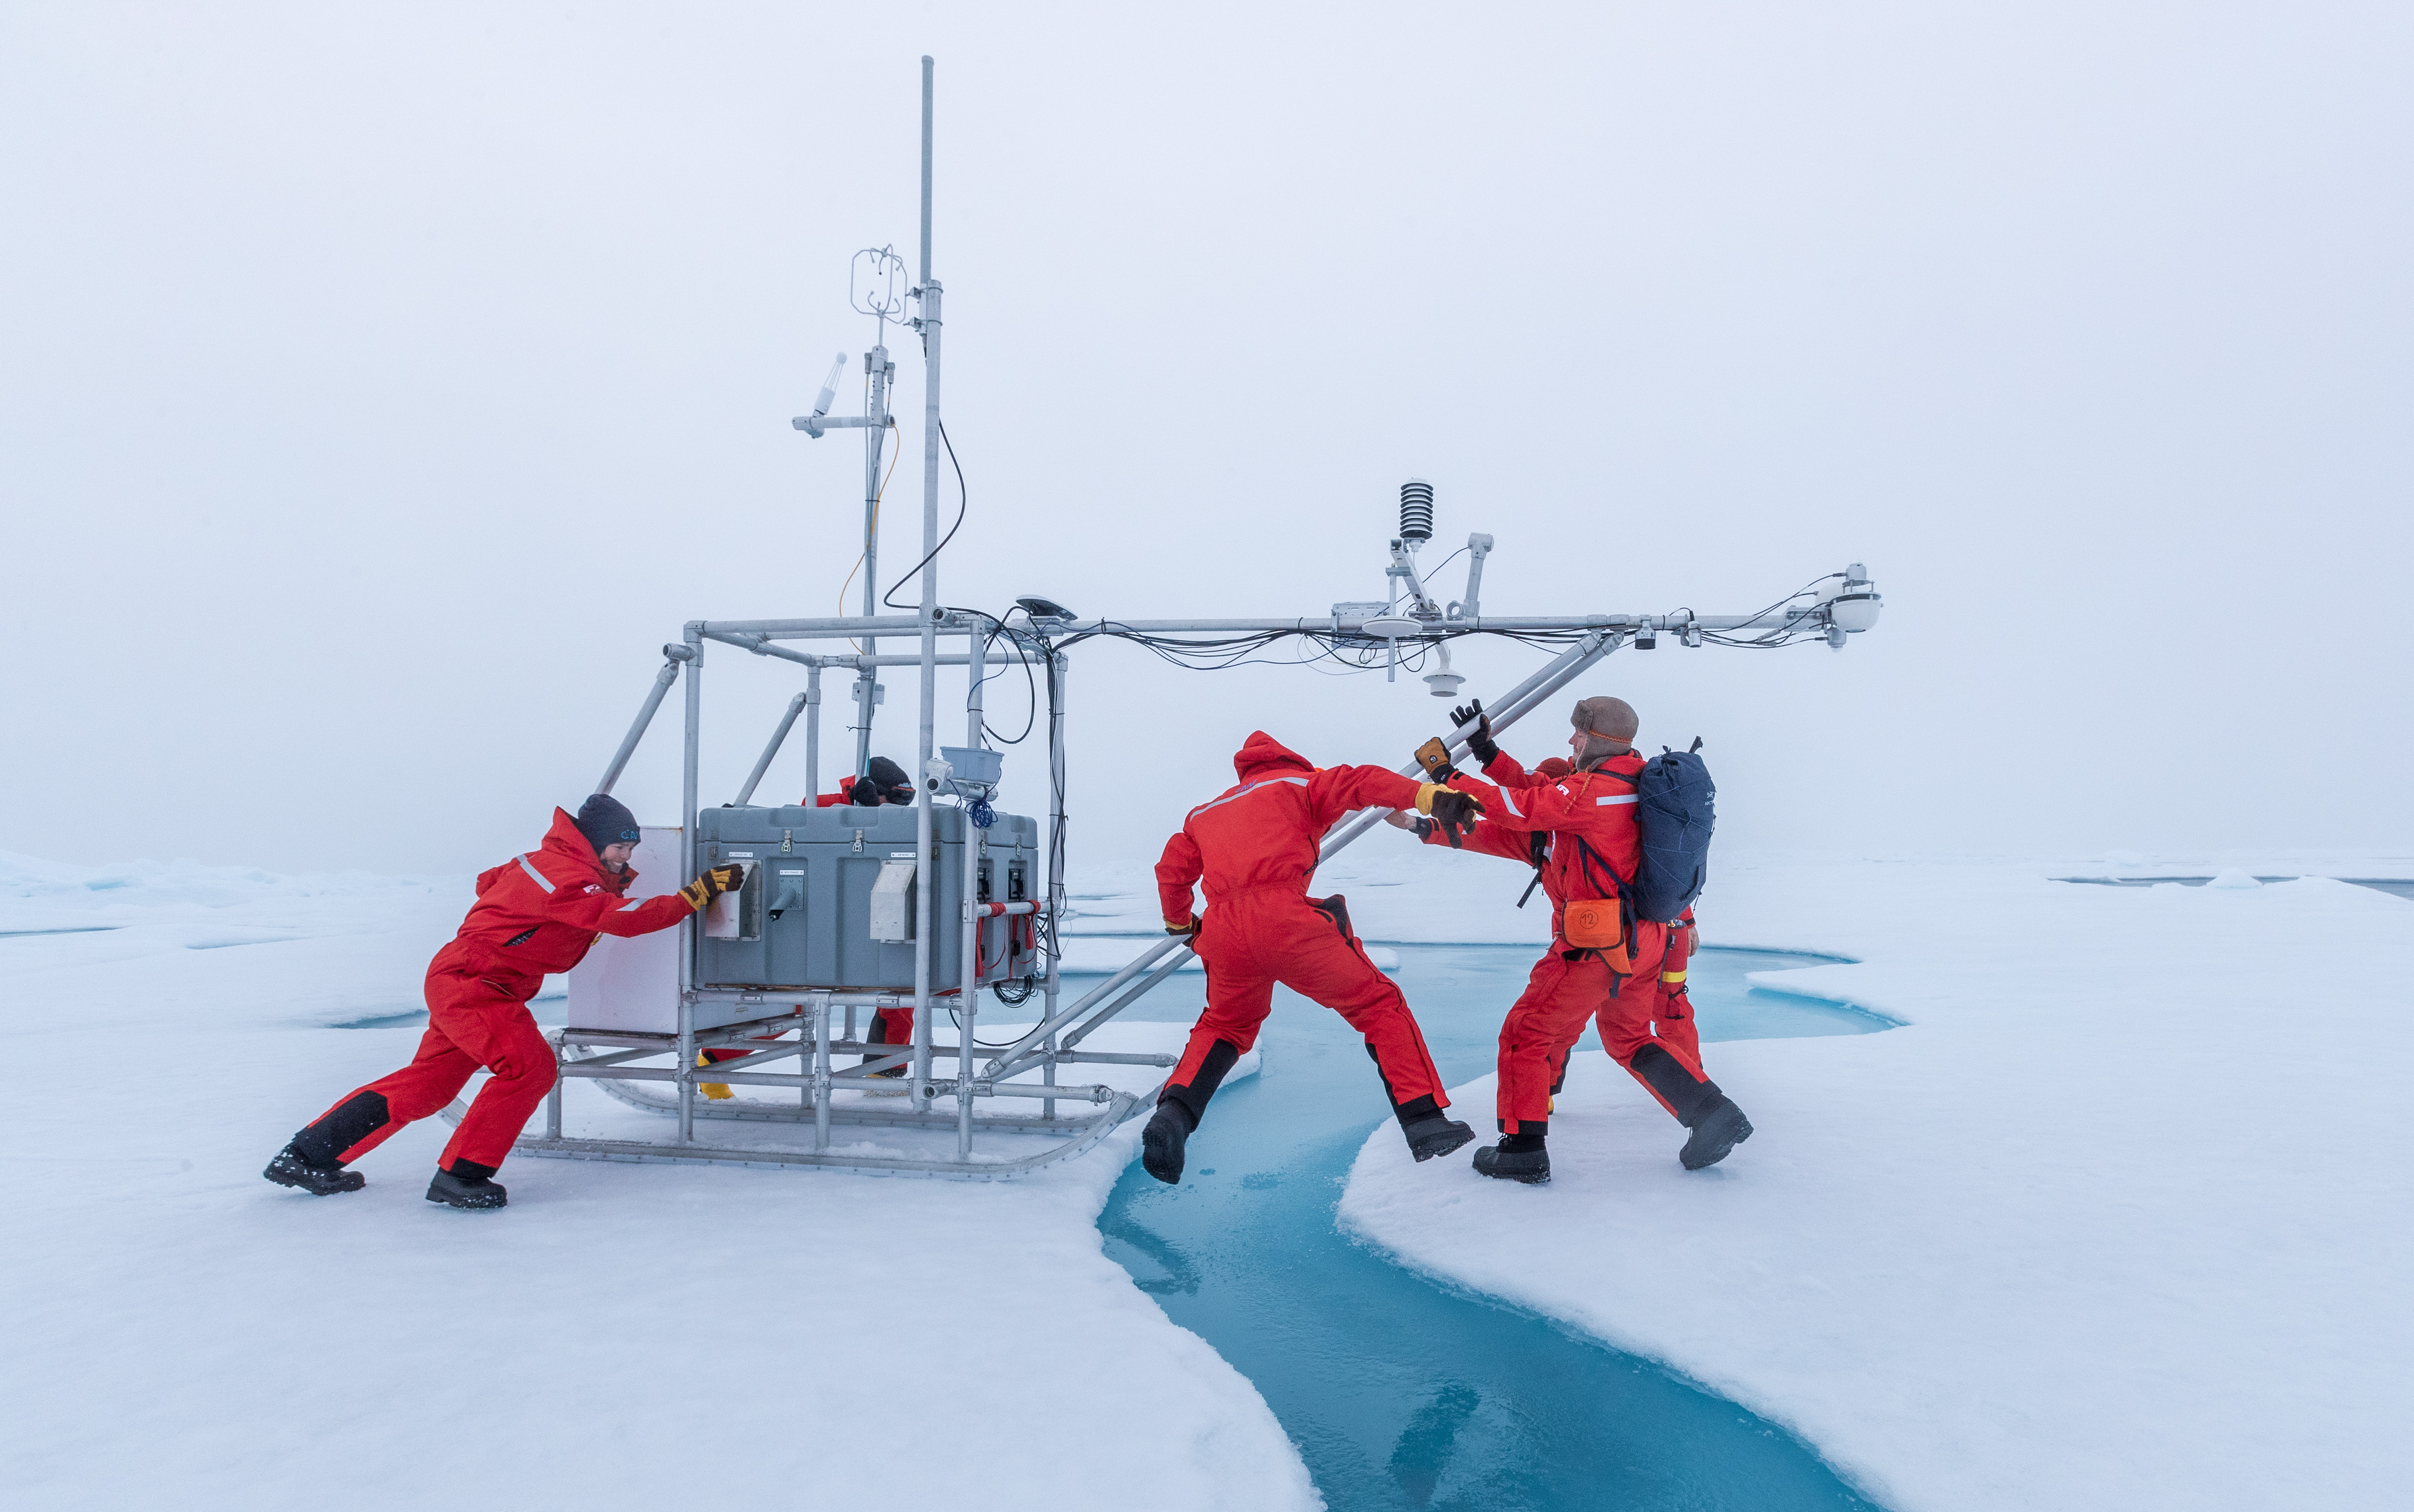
left=967, top=619, right=986, bottom=749
left=700, top=631, right=1034, bottom=668
left=946, top=1081, right=1115, bottom=1104
left=678, top=624, right=702, bottom=1145
left=674, top=1040, right=806, bottom=1076
left=701, top=615, right=933, bottom=639
left=733, top=691, right=808, bottom=806
left=595, top=650, right=688, bottom=795
left=918, top=55, right=933, bottom=286
left=804, top=665, right=821, bottom=807
left=859, top=342, right=889, bottom=787
left=910, top=59, right=943, bottom=1118
left=958, top=865, right=978, bottom=1160
left=1054, top=1049, right=1182, bottom=1067
left=1053, top=951, right=1194, bottom=1053
left=1042, top=651, right=1066, bottom=1117
left=693, top=611, right=1832, bottom=640
left=960, top=615, right=987, bottom=1155
left=813, top=999, right=832, bottom=1148
left=910, top=736, right=934, bottom=1116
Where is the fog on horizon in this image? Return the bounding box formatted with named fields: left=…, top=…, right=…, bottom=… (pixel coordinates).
left=4, top=2, right=2408, bottom=880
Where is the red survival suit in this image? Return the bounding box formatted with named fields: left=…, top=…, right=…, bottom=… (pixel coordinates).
left=1154, top=732, right=1452, bottom=1124
left=293, top=809, right=697, bottom=1176
left=1438, top=751, right=1716, bottom=1137
left=1452, top=754, right=1701, bottom=1074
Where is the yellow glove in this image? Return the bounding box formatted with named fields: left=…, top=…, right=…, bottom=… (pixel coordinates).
left=680, top=864, right=745, bottom=911
left=696, top=1050, right=733, bottom=1101
left=1165, top=914, right=1199, bottom=938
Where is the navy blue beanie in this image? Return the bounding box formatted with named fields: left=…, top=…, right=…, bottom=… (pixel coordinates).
left=575, top=793, right=642, bottom=853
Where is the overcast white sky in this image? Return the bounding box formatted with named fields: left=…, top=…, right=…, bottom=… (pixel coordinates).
left=4, top=2, right=2408, bottom=876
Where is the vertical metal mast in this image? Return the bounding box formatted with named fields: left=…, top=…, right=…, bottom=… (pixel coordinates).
left=909, top=54, right=944, bottom=1112
left=854, top=353, right=888, bottom=788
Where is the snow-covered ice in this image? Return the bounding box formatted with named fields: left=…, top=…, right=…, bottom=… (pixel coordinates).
left=0, top=851, right=1313, bottom=1511
left=1338, top=854, right=2414, bottom=1511
left=13, top=839, right=2412, bottom=1511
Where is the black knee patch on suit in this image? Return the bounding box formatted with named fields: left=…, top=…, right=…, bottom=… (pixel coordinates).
left=1309, top=893, right=1355, bottom=940
left=1164, top=1038, right=1240, bottom=1127
left=446, top=1156, right=499, bottom=1181
left=1629, top=1042, right=1721, bottom=1125
left=293, top=1090, right=389, bottom=1168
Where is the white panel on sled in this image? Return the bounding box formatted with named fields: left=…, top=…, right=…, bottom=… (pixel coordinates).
left=868, top=858, right=917, bottom=943
left=566, top=826, right=682, bottom=1034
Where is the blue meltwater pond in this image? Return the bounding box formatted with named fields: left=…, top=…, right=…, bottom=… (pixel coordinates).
left=1092, top=943, right=1889, bottom=1512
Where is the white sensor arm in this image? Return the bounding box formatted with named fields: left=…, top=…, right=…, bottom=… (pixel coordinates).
left=1459, top=534, right=1493, bottom=619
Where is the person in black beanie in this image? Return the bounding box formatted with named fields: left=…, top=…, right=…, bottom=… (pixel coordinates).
left=807, top=755, right=917, bottom=808
left=262, top=794, right=741, bottom=1209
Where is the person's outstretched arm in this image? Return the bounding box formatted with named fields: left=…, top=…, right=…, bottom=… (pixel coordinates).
left=1156, top=830, right=1204, bottom=931
left=1304, top=763, right=1426, bottom=830
left=548, top=882, right=698, bottom=938
left=1441, top=771, right=1609, bottom=835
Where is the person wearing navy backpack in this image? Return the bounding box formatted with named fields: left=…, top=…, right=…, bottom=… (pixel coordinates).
left=1389, top=695, right=1749, bottom=1184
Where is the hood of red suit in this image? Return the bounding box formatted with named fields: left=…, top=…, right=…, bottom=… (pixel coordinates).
left=535, top=807, right=618, bottom=891
left=1231, top=731, right=1314, bottom=783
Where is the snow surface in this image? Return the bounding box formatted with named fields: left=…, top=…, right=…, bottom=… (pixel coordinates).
left=16, top=838, right=2411, bottom=1511
left=0, top=850, right=1313, bottom=1511
left=1336, top=853, right=2414, bottom=1512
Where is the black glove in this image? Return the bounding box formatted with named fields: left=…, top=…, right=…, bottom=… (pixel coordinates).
left=1452, top=699, right=1499, bottom=766
left=1165, top=914, right=1201, bottom=938
left=1427, top=790, right=1485, bottom=849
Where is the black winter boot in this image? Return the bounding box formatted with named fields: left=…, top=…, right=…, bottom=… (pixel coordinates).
left=1140, top=1099, right=1196, bottom=1185
left=1472, top=1133, right=1550, bottom=1184
left=1679, top=1095, right=1754, bottom=1170
left=263, top=1142, right=365, bottom=1196
left=425, top=1166, right=509, bottom=1209
left=1401, top=1110, right=1476, bottom=1163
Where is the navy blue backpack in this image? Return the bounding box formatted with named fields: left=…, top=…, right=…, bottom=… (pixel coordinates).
left=1631, top=740, right=1714, bottom=922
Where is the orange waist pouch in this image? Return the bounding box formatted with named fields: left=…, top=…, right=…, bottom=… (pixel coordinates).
left=1560, top=897, right=1634, bottom=972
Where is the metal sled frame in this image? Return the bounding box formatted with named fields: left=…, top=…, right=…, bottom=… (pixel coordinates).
left=441, top=59, right=1876, bottom=1180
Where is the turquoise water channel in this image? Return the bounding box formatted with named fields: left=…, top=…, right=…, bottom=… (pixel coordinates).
left=1091, top=943, right=1889, bottom=1512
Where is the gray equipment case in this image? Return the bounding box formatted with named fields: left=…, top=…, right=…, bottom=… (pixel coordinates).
left=694, top=802, right=1038, bottom=992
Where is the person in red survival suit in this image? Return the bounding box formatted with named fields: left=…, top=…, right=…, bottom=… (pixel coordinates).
left=262, top=794, right=742, bottom=1209
left=1142, top=731, right=1488, bottom=1184
left=1390, top=696, right=1748, bottom=1185
left=1405, top=743, right=1708, bottom=1080
left=784, top=755, right=919, bottom=1075
left=807, top=754, right=917, bottom=808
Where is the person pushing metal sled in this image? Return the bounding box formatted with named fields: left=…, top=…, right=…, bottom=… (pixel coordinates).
left=262, top=795, right=741, bottom=1209
left=1142, top=732, right=1486, bottom=1184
